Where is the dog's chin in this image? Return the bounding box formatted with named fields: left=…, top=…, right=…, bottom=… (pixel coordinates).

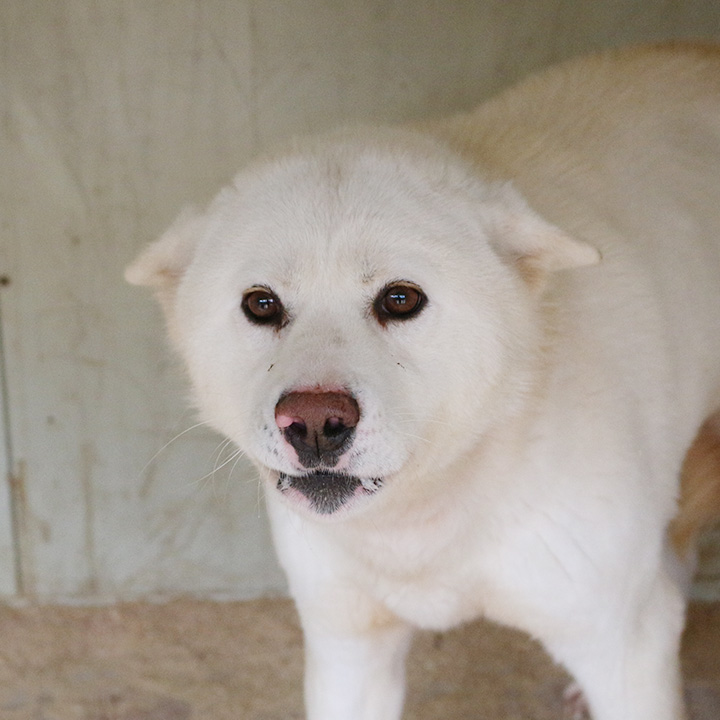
left=276, top=471, right=383, bottom=516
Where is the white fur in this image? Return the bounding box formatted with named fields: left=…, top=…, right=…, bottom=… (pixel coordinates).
left=128, top=46, right=720, bottom=719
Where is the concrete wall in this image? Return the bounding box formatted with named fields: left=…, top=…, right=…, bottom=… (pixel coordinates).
left=1, top=0, right=719, bottom=603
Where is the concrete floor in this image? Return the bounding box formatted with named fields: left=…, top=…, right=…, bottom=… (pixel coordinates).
left=0, top=598, right=717, bottom=719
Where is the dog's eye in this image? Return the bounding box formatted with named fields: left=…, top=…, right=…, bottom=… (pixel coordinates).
left=241, top=287, right=286, bottom=327
left=374, top=282, right=426, bottom=325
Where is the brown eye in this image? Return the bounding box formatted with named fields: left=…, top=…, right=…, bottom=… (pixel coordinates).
left=374, top=282, right=426, bottom=325
left=241, top=287, right=286, bottom=327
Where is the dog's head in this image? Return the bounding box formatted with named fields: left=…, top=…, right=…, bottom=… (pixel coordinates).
left=127, top=129, right=598, bottom=519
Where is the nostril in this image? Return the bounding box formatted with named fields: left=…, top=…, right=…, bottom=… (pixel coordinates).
left=276, top=413, right=305, bottom=430
left=323, top=417, right=346, bottom=437
left=285, top=421, right=307, bottom=435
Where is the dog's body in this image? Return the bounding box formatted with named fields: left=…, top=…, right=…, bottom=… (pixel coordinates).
left=128, top=46, right=720, bottom=719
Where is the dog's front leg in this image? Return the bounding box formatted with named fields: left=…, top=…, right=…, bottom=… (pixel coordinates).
left=299, top=605, right=414, bottom=720
left=548, top=569, right=687, bottom=720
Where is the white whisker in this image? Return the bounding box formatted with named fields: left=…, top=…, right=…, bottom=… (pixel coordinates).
left=187, top=447, right=245, bottom=490
left=137, top=419, right=212, bottom=478
left=394, top=430, right=432, bottom=445
left=223, top=447, right=249, bottom=499
left=391, top=410, right=454, bottom=429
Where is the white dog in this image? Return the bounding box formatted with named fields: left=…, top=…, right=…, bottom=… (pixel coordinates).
left=127, top=45, right=720, bottom=720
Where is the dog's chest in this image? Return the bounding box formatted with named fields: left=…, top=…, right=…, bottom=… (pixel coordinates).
left=336, top=495, right=594, bottom=634
left=372, top=564, right=487, bottom=630
left=338, top=516, right=511, bottom=631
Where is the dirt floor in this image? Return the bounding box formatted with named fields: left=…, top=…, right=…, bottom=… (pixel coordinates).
left=0, top=598, right=717, bottom=720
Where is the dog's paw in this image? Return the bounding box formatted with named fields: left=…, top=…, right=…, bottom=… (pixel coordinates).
left=562, top=682, right=591, bottom=720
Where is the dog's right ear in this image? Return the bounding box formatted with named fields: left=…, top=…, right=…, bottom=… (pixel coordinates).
left=486, top=183, right=601, bottom=291
left=125, top=207, right=206, bottom=312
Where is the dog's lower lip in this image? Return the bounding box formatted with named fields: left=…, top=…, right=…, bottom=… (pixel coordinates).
left=277, top=471, right=383, bottom=515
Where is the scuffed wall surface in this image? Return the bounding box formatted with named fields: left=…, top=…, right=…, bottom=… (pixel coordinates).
left=0, top=0, right=719, bottom=601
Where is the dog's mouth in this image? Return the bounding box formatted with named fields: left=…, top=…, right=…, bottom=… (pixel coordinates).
left=277, top=471, right=383, bottom=515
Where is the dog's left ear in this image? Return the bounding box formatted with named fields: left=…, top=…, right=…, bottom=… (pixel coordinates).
left=125, top=206, right=207, bottom=316
left=488, top=183, right=600, bottom=288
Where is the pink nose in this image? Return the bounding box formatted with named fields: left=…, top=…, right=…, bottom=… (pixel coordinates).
left=275, top=391, right=360, bottom=468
